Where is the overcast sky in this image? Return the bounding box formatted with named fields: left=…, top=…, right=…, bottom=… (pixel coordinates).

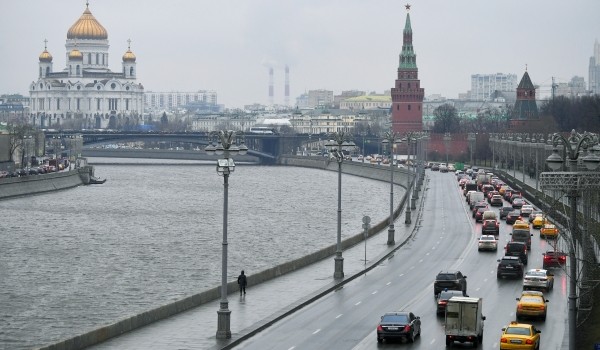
left=0, top=0, right=598, bottom=108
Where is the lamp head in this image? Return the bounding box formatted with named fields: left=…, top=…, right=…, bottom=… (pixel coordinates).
left=238, top=142, right=248, bottom=156
left=215, top=142, right=225, bottom=155
left=546, top=147, right=564, bottom=171
left=205, top=142, right=216, bottom=155
left=583, top=145, right=600, bottom=171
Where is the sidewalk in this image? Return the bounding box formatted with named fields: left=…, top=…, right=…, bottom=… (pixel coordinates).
left=89, top=185, right=426, bottom=350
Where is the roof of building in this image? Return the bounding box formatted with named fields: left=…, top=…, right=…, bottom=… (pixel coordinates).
left=517, top=71, right=535, bottom=90
left=67, top=3, right=108, bottom=40
left=343, top=95, right=391, bottom=102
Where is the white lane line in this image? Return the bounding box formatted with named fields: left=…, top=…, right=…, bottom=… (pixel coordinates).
left=336, top=314, right=343, bottom=319
left=426, top=252, right=430, bottom=256
left=355, top=301, right=362, bottom=306
left=430, top=339, right=436, bottom=345
left=313, top=329, right=321, bottom=335
left=372, top=290, right=378, bottom=295
left=386, top=282, right=391, bottom=286
left=476, top=287, right=481, bottom=292
left=410, top=266, right=415, bottom=270
left=287, top=347, right=295, bottom=350
left=399, top=273, right=404, bottom=277
left=419, top=259, right=423, bottom=263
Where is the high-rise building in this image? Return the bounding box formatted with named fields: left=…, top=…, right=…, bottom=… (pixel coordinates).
left=589, top=39, right=600, bottom=94
left=390, top=5, right=424, bottom=133
left=469, top=73, right=517, bottom=101
left=28, top=3, right=144, bottom=129
left=144, top=91, right=218, bottom=111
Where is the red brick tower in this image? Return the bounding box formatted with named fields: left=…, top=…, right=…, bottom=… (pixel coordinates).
left=391, top=5, right=424, bottom=133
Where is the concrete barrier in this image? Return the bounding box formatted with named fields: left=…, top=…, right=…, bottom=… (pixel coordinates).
left=36, top=157, right=413, bottom=350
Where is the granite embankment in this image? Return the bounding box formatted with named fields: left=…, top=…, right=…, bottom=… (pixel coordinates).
left=0, top=166, right=95, bottom=200
left=38, top=156, right=415, bottom=350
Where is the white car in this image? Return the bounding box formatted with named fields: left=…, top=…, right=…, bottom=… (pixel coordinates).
left=478, top=235, right=498, bottom=251
left=523, top=269, right=554, bottom=291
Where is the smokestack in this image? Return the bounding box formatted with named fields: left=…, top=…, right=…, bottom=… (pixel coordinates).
left=285, top=65, right=290, bottom=106
left=269, top=67, right=274, bottom=105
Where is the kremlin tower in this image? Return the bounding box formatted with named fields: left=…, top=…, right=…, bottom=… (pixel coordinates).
left=390, top=4, right=424, bottom=133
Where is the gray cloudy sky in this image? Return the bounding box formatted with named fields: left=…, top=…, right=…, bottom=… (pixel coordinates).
left=0, top=0, right=598, bottom=108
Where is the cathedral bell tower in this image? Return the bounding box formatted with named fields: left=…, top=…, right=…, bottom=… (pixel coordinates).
left=390, top=4, right=424, bottom=133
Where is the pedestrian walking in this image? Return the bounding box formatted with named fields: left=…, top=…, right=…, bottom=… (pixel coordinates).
left=237, top=270, right=247, bottom=295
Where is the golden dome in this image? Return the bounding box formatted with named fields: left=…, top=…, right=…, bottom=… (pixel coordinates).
left=122, top=49, right=136, bottom=62
left=69, top=48, right=83, bottom=60
left=39, top=49, right=53, bottom=62
left=67, top=4, right=107, bottom=40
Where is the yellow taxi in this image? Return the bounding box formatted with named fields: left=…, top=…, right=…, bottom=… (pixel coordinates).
left=532, top=215, right=546, bottom=229
left=500, top=321, right=541, bottom=349
left=540, top=224, right=558, bottom=239
left=512, top=220, right=529, bottom=230
left=499, top=185, right=510, bottom=195
left=515, top=290, right=549, bottom=321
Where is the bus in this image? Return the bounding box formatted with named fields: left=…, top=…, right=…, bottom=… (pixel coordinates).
left=248, top=127, right=276, bottom=134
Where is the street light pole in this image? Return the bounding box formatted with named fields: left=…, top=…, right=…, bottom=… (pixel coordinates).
left=542, top=129, right=600, bottom=350
left=467, top=133, right=476, bottom=168
left=443, top=132, right=451, bottom=164
left=382, top=131, right=402, bottom=245
left=404, top=132, right=417, bottom=225
left=326, top=132, right=356, bottom=279
left=205, top=130, right=248, bottom=340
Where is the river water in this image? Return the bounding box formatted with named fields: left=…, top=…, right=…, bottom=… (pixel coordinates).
left=0, top=158, right=403, bottom=349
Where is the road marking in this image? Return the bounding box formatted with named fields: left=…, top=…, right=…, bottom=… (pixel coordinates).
left=287, top=347, right=295, bottom=350
left=476, top=287, right=480, bottom=291
left=426, top=252, right=430, bottom=256
left=336, top=314, right=343, bottom=319
left=419, top=259, right=423, bottom=263
left=313, top=329, right=321, bottom=334
left=355, top=301, right=362, bottom=306
left=372, top=290, right=378, bottom=295
left=399, top=273, right=404, bottom=277
left=386, top=282, right=391, bottom=286
left=410, top=266, right=415, bottom=270
left=430, top=339, right=436, bottom=345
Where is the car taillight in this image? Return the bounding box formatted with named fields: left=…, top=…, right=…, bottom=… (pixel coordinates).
left=517, top=304, right=523, bottom=310
left=377, top=325, right=383, bottom=331
left=501, top=338, right=508, bottom=343
left=404, top=325, right=411, bottom=332
left=526, top=339, right=534, bottom=344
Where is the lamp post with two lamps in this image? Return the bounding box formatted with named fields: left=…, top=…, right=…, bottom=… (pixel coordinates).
left=205, top=130, right=248, bottom=340
left=382, top=131, right=402, bottom=245
left=404, top=132, right=418, bottom=225
left=541, top=129, right=600, bottom=350
left=326, top=132, right=356, bottom=279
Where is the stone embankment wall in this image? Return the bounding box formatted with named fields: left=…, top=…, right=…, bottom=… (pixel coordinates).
left=0, top=166, right=94, bottom=200
left=37, top=157, right=414, bottom=350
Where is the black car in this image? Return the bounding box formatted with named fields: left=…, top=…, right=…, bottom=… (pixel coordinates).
left=434, top=271, right=467, bottom=296
left=482, top=219, right=500, bottom=235
left=506, top=210, right=522, bottom=224
left=499, top=206, right=514, bottom=220
left=505, top=242, right=528, bottom=264
left=474, top=207, right=487, bottom=222
left=436, top=290, right=466, bottom=315
left=472, top=201, right=488, bottom=217
left=497, top=256, right=525, bottom=279
left=377, top=312, right=421, bottom=343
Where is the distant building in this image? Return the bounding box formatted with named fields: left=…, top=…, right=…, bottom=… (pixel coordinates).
left=469, top=73, right=517, bottom=101
left=555, top=76, right=587, bottom=98
left=390, top=6, right=424, bottom=133
left=339, top=94, right=391, bottom=110
left=145, top=91, right=218, bottom=112
left=333, top=90, right=365, bottom=108
left=28, top=3, right=144, bottom=129
left=589, top=39, right=600, bottom=94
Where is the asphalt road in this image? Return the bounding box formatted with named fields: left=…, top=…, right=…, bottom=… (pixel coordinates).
left=236, top=171, right=568, bottom=349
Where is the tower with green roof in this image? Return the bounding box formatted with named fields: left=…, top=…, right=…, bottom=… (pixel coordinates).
left=391, top=4, right=424, bottom=133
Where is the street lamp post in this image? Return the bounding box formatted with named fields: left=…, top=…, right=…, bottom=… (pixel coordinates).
left=541, top=129, right=600, bottom=350
left=467, top=133, right=476, bottom=167
left=205, top=130, right=248, bottom=340
left=326, top=132, right=356, bottom=279
left=404, top=132, right=417, bottom=225
left=443, top=132, right=451, bottom=164
left=382, top=131, right=402, bottom=245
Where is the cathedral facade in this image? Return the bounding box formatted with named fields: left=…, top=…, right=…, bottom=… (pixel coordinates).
left=29, top=3, right=144, bottom=130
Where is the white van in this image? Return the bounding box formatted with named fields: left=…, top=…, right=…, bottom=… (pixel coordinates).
left=468, top=192, right=485, bottom=208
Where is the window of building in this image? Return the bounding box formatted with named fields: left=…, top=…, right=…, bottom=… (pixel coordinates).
left=408, top=104, right=411, bottom=111
left=57, top=98, right=60, bottom=110
left=77, top=98, right=81, bottom=110
left=76, top=65, right=80, bottom=75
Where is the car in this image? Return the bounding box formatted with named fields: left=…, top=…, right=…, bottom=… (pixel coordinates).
left=520, top=205, right=534, bottom=217
left=431, top=164, right=440, bottom=171
left=497, top=256, right=525, bottom=279
left=434, top=271, right=467, bottom=296
left=500, top=206, right=514, bottom=220
left=542, top=250, right=567, bottom=269
left=440, top=165, right=449, bottom=173
left=505, top=242, right=528, bottom=264
left=465, top=190, right=477, bottom=202
left=532, top=215, right=547, bottom=229
left=436, top=289, right=466, bottom=315
left=512, top=198, right=526, bottom=209
left=516, top=291, right=549, bottom=321
left=376, top=311, right=421, bottom=343
left=506, top=210, right=522, bottom=225
left=500, top=321, right=541, bottom=349
left=540, top=224, right=558, bottom=239
left=472, top=201, right=488, bottom=216
left=478, top=235, right=498, bottom=251
left=499, top=185, right=510, bottom=195
left=459, top=177, right=469, bottom=188
left=529, top=211, right=543, bottom=224
left=490, top=194, right=504, bottom=206
left=523, top=269, right=554, bottom=291
left=474, top=207, right=487, bottom=222
left=482, top=219, right=500, bottom=235
left=487, top=190, right=500, bottom=201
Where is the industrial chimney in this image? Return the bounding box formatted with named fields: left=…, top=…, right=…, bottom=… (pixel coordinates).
left=269, top=67, right=274, bottom=106
left=285, top=65, right=290, bottom=106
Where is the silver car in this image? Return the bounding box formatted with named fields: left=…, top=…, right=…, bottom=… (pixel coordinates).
left=478, top=235, right=498, bottom=251
left=523, top=269, right=554, bottom=291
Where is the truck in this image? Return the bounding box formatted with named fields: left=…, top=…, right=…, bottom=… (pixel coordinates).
left=444, top=296, right=485, bottom=347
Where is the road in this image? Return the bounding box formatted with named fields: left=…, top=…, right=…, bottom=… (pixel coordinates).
left=236, top=170, right=567, bottom=349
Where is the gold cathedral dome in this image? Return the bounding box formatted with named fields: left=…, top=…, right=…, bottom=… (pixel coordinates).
left=69, top=48, right=83, bottom=60
left=39, top=49, right=53, bottom=62
left=67, top=3, right=107, bottom=40
left=122, top=39, right=136, bottom=62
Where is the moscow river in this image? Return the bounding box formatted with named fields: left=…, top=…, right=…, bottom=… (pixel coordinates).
left=0, top=158, right=403, bottom=349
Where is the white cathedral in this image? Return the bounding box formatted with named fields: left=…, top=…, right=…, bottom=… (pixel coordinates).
left=29, top=2, right=144, bottom=129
